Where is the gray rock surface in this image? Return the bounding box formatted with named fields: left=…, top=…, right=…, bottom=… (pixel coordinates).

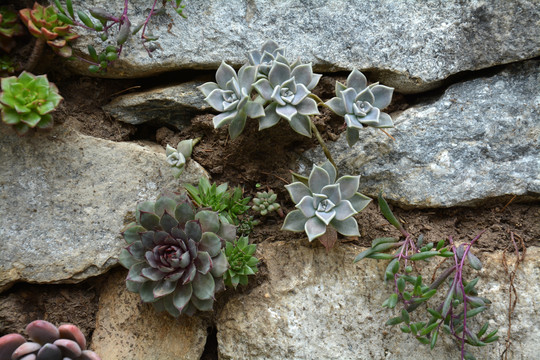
left=91, top=269, right=206, bottom=360
left=68, top=0, right=540, bottom=93
left=303, top=61, right=540, bottom=207
left=103, top=81, right=210, bottom=128
left=0, top=126, right=207, bottom=292
left=217, top=241, right=540, bottom=360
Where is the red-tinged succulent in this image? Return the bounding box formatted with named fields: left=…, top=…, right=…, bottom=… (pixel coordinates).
left=119, top=192, right=233, bottom=317
left=0, top=71, right=62, bottom=135
left=0, top=6, right=25, bottom=53
left=0, top=320, right=101, bottom=360
left=19, top=2, right=79, bottom=58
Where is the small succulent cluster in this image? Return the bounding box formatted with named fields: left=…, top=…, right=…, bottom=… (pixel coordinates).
left=19, top=2, right=80, bottom=58
left=200, top=40, right=394, bottom=146
left=119, top=192, right=233, bottom=317
left=0, top=6, right=24, bottom=53
left=252, top=190, right=280, bottom=216
left=325, top=69, right=394, bottom=146
left=223, top=236, right=259, bottom=288
left=0, top=71, right=62, bottom=135
left=354, top=194, right=498, bottom=359
left=0, top=320, right=100, bottom=360
left=165, top=139, right=196, bottom=178
left=282, top=161, right=371, bottom=243
left=184, top=177, right=251, bottom=226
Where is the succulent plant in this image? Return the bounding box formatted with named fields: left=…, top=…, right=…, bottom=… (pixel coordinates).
left=0, top=71, right=62, bottom=135
left=0, top=320, right=101, bottom=360
left=198, top=61, right=265, bottom=139
left=282, top=161, right=371, bottom=242
left=0, top=55, right=15, bottom=76
left=19, top=2, right=80, bottom=58
left=247, top=39, right=286, bottom=78
left=252, top=190, right=281, bottom=216
left=165, top=139, right=195, bottom=178
left=223, top=236, right=259, bottom=288
left=0, top=6, right=25, bottom=53
left=325, top=69, right=394, bottom=146
left=119, top=193, right=233, bottom=317
left=253, top=60, right=320, bottom=137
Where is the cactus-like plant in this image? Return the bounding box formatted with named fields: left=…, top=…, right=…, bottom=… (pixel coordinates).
left=165, top=139, right=196, bottom=178
left=0, top=320, right=101, bottom=360
left=223, top=236, right=259, bottom=288
left=19, top=2, right=80, bottom=58
left=252, top=190, right=281, bottom=216
left=119, top=193, right=233, bottom=317
left=0, top=71, right=62, bottom=135
left=325, top=68, right=394, bottom=146
left=198, top=62, right=265, bottom=139
left=0, top=6, right=25, bottom=53
left=282, top=161, right=371, bottom=242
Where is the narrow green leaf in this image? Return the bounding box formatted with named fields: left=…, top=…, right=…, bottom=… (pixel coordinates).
left=57, top=13, right=74, bottom=25
left=436, top=239, right=445, bottom=250
left=410, top=251, right=439, bottom=260
left=416, top=337, right=430, bottom=345
left=371, top=237, right=397, bottom=247
left=419, top=322, right=438, bottom=336
left=421, top=289, right=437, bottom=300
left=464, top=278, right=479, bottom=294
left=367, top=253, right=395, bottom=260
left=378, top=191, right=402, bottom=231
left=442, top=286, right=455, bottom=317
left=427, top=308, right=442, bottom=319
left=484, top=335, right=499, bottom=344
left=387, top=293, right=398, bottom=309
left=484, top=329, right=499, bottom=339
left=54, top=0, right=66, bottom=15
left=385, top=316, right=403, bottom=326
left=464, top=352, right=477, bottom=360
left=467, top=251, right=483, bottom=270
left=401, top=309, right=410, bottom=324
left=87, top=45, right=98, bottom=62
left=477, top=322, right=489, bottom=338
left=66, top=0, right=75, bottom=18
left=353, top=248, right=374, bottom=262
left=397, top=278, right=406, bottom=293
left=430, top=330, right=438, bottom=350
left=400, top=325, right=411, bottom=333
left=466, top=306, right=486, bottom=318
left=78, top=11, right=95, bottom=28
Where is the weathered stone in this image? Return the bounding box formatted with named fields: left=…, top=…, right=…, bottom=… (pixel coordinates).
left=103, top=81, right=210, bottom=128
left=69, top=0, right=539, bottom=93
left=217, top=240, right=540, bottom=360
left=303, top=61, right=540, bottom=207
left=91, top=269, right=206, bottom=360
left=0, top=126, right=207, bottom=292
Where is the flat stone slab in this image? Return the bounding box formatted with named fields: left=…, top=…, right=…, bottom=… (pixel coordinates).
left=70, top=0, right=540, bottom=93
left=217, top=241, right=540, bottom=360
left=91, top=269, right=207, bottom=360
left=0, top=126, right=207, bottom=292
left=103, top=81, right=210, bottom=128
left=303, top=61, right=540, bottom=207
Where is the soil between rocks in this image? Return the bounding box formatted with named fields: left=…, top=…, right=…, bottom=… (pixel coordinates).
left=1, top=54, right=539, bottom=358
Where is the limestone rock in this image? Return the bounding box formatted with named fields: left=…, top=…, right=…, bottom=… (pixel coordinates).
left=69, top=0, right=539, bottom=93
left=103, top=81, right=210, bottom=128
left=91, top=269, right=206, bottom=360
left=303, top=61, right=540, bottom=207
left=217, top=241, right=540, bottom=360
left=0, top=126, right=207, bottom=292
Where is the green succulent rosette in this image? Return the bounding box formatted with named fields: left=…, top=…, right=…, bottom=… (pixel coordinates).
left=223, top=236, right=259, bottom=288
left=119, top=193, right=234, bottom=317
left=0, top=6, right=25, bottom=53
left=0, top=71, right=62, bottom=135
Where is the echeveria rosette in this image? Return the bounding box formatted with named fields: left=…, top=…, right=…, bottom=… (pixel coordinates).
left=198, top=61, right=264, bottom=140
left=223, top=236, right=259, bottom=288
left=0, top=320, right=101, bottom=360
left=119, top=193, right=233, bottom=317
left=165, top=139, right=195, bottom=178
left=253, top=61, right=320, bottom=137
left=0, top=6, right=25, bottom=53
left=282, top=161, right=371, bottom=241
left=247, top=39, right=285, bottom=78
left=19, top=3, right=80, bottom=58
left=326, top=69, right=394, bottom=146
left=0, top=71, right=63, bottom=135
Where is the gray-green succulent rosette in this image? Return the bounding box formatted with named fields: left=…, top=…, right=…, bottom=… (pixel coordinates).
left=119, top=193, right=233, bottom=317
left=253, top=60, right=320, bottom=137
left=326, top=69, right=394, bottom=146
left=282, top=161, right=371, bottom=241
left=247, top=39, right=285, bottom=78
left=165, top=139, right=195, bottom=178
left=198, top=61, right=264, bottom=139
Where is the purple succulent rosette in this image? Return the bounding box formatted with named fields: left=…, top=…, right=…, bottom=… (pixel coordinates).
left=325, top=69, right=394, bottom=146
left=198, top=61, right=265, bottom=139
left=0, top=320, right=101, bottom=360
left=119, top=193, right=233, bottom=317
left=282, top=161, right=371, bottom=241
left=253, top=61, right=320, bottom=137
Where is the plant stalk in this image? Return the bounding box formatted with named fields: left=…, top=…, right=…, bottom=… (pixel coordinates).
left=309, top=120, right=337, bottom=170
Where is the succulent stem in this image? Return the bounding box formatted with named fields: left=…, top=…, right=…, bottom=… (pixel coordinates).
left=405, top=264, right=457, bottom=313
left=24, top=38, right=44, bottom=72
left=309, top=119, right=337, bottom=171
